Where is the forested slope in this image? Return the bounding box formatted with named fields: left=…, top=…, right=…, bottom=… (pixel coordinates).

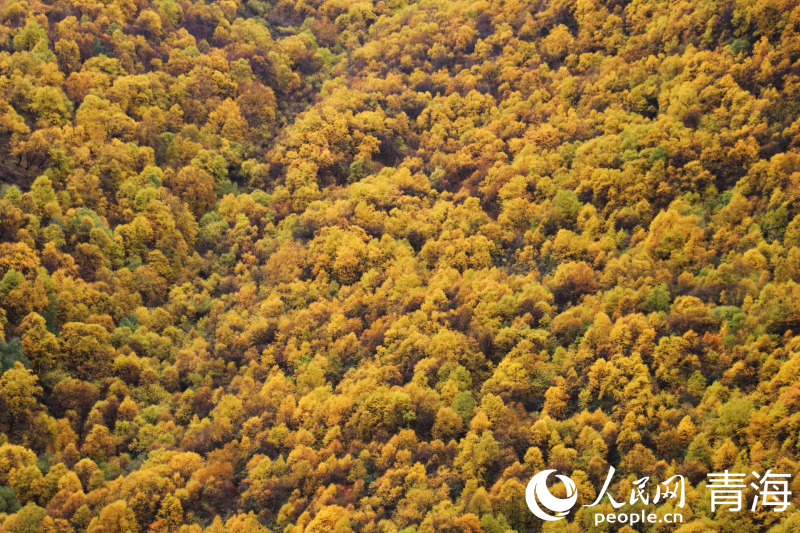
left=0, top=0, right=800, bottom=531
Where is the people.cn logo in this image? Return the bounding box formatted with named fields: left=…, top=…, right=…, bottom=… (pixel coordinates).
left=525, top=469, right=578, bottom=521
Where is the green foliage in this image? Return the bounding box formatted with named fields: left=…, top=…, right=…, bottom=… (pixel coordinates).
left=0, top=340, right=28, bottom=373
left=0, top=486, right=21, bottom=514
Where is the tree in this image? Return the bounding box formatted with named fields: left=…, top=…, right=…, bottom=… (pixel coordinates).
left=203, top=99, right=248, bottom=143
left=86, top=500, right=140, bottom=533
left=19, top=313, right=58, bottom=374
left=0, top=502, right=47, bottom=533
left=51, top=379, right=99, bottom=441
left=81, top=425, right=116, bottom=463
left=0, top=338, right=29, bottom=372
left=58, top=323, right=115, bottom=379
left=431, top=407, right=463, bottom=442
left=543, top=381, right=570, bottom=419
left=305, top=506, right=351, bottom=533
left=167, top=167, right=216, bottom=217
left=548, top=261, right=598, bottom=304
left=0, top=362, right=42, bottom=438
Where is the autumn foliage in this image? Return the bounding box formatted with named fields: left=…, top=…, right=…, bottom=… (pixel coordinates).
left=0, top=0, right=800, bottom=531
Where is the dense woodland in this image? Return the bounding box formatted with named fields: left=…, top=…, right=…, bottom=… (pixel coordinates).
left=0, top=0, right=799, bottom=530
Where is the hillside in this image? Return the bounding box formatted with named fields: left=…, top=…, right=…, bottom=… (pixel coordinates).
left=0, top=0, right=800, bottom=531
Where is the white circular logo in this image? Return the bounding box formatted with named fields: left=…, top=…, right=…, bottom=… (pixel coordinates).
left=525, top=470, right=578, bottom=521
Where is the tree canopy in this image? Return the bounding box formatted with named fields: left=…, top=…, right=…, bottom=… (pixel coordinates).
left=0, top=0, right=800, bottom=530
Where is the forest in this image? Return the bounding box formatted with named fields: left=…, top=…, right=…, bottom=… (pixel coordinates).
left=0, top=0, right=799, bottom=530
